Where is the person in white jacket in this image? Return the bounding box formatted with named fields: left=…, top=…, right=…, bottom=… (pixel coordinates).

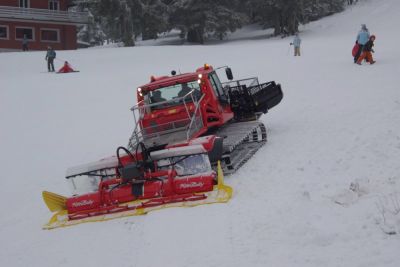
left=291, top=33, right=302, bottom=56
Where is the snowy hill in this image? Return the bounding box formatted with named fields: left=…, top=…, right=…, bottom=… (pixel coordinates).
left=1, top=0, right=400, bottom=266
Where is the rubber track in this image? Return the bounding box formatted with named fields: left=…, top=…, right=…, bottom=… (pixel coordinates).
left=213, top=121, right=267, bottom=174
left=128, top=120, right=267, bottom=175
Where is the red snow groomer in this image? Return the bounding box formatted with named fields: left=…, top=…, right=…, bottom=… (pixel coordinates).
left=129, top=64, right=283, bottom=173
left=42, top=64, right=282, bottom=229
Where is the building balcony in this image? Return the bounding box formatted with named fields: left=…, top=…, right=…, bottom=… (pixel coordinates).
left=0, top=6, right=88, bottom=25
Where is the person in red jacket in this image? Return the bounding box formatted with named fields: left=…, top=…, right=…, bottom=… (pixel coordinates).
left=357, top=35, right=376, bottom=65
left=57, top=61, right=75, bottom=73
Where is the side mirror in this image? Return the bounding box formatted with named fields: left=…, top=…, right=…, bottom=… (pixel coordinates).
left=225, top=67, right=233, bottom=80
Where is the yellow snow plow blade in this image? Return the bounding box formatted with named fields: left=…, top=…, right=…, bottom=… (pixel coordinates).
left=42, top=191, right=67, bottom=212
left=42, top=161, right=232, bottom=230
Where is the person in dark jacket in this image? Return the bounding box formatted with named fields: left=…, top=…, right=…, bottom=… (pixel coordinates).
left=151, top=90, right=166, bottom=103
left=356, top=35, right=376, bottom=65
left=45, top=46, right=56, bottom=72
left=22, top=35, right=29, bottom=51
left=178, top=83, right=192, bottom=97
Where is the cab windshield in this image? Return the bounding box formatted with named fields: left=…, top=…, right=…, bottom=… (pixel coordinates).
left=147, top=81, right=202, bottom=108
left=157, top=154, right=212, bottom=177
left=67, top=168, right=116, bottom=195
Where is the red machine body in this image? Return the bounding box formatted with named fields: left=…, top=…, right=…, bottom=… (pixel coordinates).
left=66, top=172, right=214, bottom=214
left=62, top=135, right=221, bottom=221
left=129, top=64, right=283, bottom=172
left=136, top=65, right=234, bottom=140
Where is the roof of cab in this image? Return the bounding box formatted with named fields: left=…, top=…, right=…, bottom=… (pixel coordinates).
left=138, top=65, right=214, bottom=91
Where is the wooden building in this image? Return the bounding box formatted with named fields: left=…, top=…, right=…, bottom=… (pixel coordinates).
left=0, top=0, right=88, bottom=51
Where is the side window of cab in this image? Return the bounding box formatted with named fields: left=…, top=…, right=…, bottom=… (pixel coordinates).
left=209, top=72, right=228, bottom=104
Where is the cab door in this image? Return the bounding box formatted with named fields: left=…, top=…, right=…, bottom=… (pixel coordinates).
left=208, top=72, right=233, bottom=123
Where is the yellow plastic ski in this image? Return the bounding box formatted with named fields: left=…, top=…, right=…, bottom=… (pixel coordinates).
left=42, top=161, right=233, bottom=230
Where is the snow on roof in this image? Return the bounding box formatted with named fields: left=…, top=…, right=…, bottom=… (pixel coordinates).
left=66, top=156, right=118, bottom=178
left=150, top=145, right=206, bottom=160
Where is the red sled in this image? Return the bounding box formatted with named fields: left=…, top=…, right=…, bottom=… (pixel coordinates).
left=352, top=43, right=360, bottom=57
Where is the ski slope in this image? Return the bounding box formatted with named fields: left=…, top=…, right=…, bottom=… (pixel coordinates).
left=1, top=0, right=400, bottom=266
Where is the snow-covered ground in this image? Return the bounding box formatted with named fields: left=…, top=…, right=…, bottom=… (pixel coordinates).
left=1, top=0, right=400, bottom=266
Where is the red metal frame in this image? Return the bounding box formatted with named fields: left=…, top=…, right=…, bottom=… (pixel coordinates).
left=136, top=65, right=234, bottom=140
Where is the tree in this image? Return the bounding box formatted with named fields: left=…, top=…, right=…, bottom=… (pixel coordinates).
left=303, top=0, right=346, bottom=22
left=76, top=0, right=347, bottom=45
left=76, top=0, right=135, bottom=46
left=248, top=0, right=345, bottom=36
left=138, top=0, right=170, bottom=40
left=248, top=0, right=303, bottom=36
left=169, top=0, right=247, bottom=43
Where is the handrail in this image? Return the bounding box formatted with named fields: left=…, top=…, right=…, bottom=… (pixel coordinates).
left=130, top=90, right=199, bottom=111
left=128, top=89, right=204, bottom=150
left=186, top=94, right=205, bottom=140
left=0, top=5, right=88, bottom=24
left=222, top=77, right=259, bottom=88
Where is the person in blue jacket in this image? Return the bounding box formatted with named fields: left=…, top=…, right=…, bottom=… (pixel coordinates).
left=45, top=46, right=56, bottom=72
left=290, top=33, right=302, bottom=56
left=354, top=24, right=370, bottom=63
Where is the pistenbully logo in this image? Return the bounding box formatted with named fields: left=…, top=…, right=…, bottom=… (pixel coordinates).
left=72, top=199, right=94, bottom=207
left=179, top=182, right=204, bottom=189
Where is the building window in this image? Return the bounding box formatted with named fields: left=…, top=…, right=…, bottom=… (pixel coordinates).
left=49, top=0, right=60, bottom=11
left=41, top=29, right=60, bottom=42
left=15, top=27, right=34, bottom=41
left=19, top=0, right=30, bottom=8
left=0, top=25, right=9, bottom=40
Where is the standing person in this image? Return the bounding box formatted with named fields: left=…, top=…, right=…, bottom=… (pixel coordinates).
left=354, top=24, right=370, bottom=63
left=45, top=46, right=56, bottom=72
left=356, top=35, right=376, bottom=65
left=291, top=33, right=301, bottom=56
left=22, top=34, right=29, bottom=51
